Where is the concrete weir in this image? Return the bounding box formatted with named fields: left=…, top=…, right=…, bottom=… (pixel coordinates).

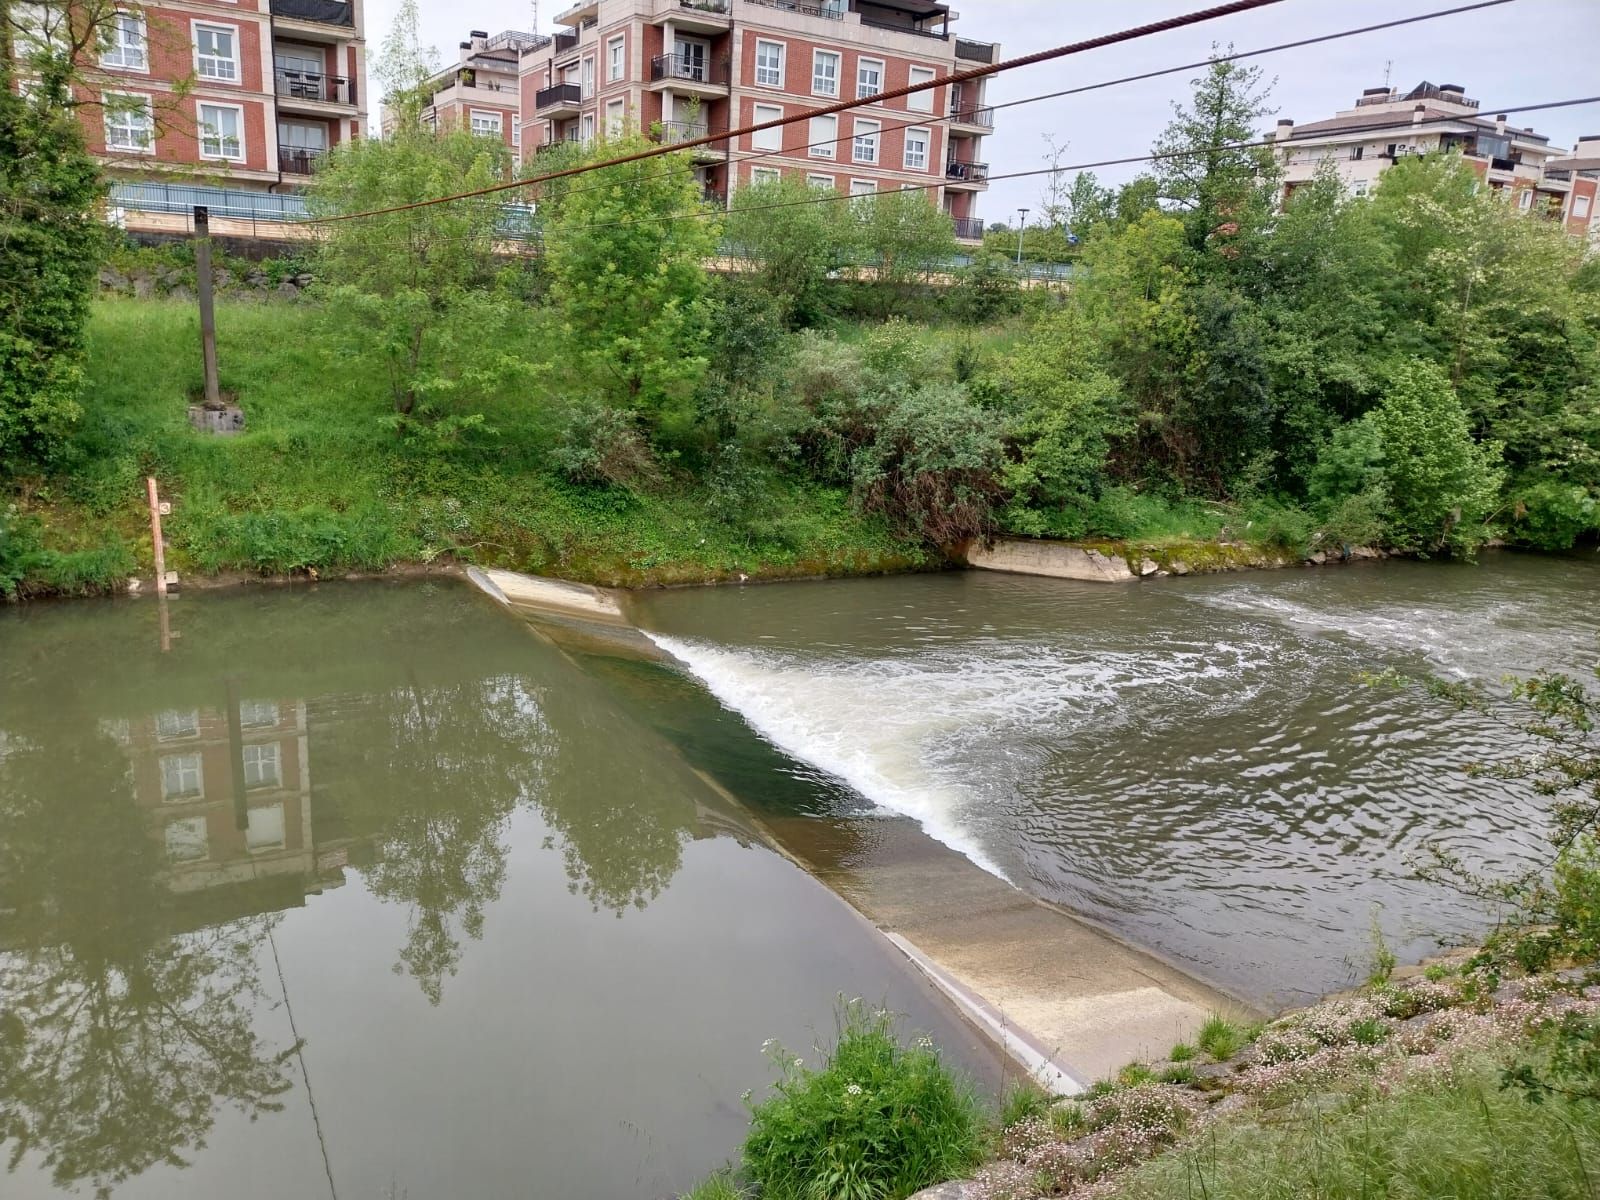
left=467, top=566, right=1257, bottom=1092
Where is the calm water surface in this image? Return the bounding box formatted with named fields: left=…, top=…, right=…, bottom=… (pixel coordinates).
left=634, top=552, right=1600, bottom=1006
left=0, top=583, right=1000, bottom=1200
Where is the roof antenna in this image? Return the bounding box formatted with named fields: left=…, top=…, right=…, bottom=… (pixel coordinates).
left=1383, top=58, right=1392, bottom=89
left=531, top=0, right=539, bottom=32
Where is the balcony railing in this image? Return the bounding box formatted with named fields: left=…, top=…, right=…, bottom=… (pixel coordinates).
left=268, top=0, right=353, bottom=27
left=275, top=69, right=354, bottom=105
left=744, top=0, right=843, bottom=20
left=955, top=38, right=998, bottom=64
left=553, top=30, right=579, bottom=54
left=649, top=52, right=727, bottom=86
left=859, top=16, right=946, bottom=39
left=952, top=216, right=984, bottom=241
left=654, top=120, right=719, bottom=145
left=279, top=145, right=326, bottom=175
left=951, top=106, right=994, bottom=129
left=669, top=0, right=731, bottom=13
left=945, top=160, right=989, bottom=183
left=534, top=82, right=583, bottom=111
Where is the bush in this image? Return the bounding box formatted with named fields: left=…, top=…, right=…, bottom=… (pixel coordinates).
left=550, top=403, right=661, bottom=492
left=743, top=1002, right=984, bottom=1200
left=1507, top=476, right=1600, bottom=551
left=1196, top=1014, right=1247, bottom=1061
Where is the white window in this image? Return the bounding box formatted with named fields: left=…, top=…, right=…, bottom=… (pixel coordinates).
left=812, top=50, right=839, bottom=97
left=750, top=166, right=781, bottom=185
left=849, top=179, right=875, bottom=196
left=246, top=803, right=286, bottom=852
left=239, top=699, right=279, bottom=728
left=104, top=92, right=155, bottom=152
left=101, top=11, right=147, bottom=71
left=161, top=753, right=204, bottom=801
left=755, top=39, right=784, bottom=88
left=808, top=113, right=836, bottom=159
left=198, top=102, right=244, bottom=160
left=605, top=98, right=624, bottom=136
left=1576, top=195, right=1593, bottom=219
left=903, top=126, right=930, bottom=171
left=806, top=173, right=833, bottom=189
left=1519, top=188, right=1533, bottom=211
left=607, top=35, right=625, bottom=82
left=165, top=816, right=209, bottom=861
left=579, top=112, right=595, bottom=143
left=1352, top=180, right=1369, bottom=197
left=752, top=102, right=783, bottom=152
left=243, top=742, right=281, bottom=789
left=852, top=118, right=879, bottom=165
left=857, top=57, right=883, bottom=100
left=580, top=56, right=595, bottom=99
left=470, top=109, right=503, bottom=138
left=156, top=708, right=200, bottom=740
left=194, top=23, right=239, bottom=83
left=907, top=65, right=936, bottom=112
left=512, top=124, right=520, bottom=147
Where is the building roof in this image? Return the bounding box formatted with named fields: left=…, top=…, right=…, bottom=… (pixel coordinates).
left=1288, top=108, right=1549, bottom=144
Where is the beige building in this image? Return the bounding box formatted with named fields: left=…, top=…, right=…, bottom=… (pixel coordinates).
left=400, top=29, right=545, bottom=162
left=1270, top=81, right=1593, bottom=233
left=516, top=0, right=998, bottom=240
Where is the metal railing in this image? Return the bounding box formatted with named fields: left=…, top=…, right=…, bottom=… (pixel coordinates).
left=951, top=106, right=994, bottom=129
left=274, top=69, right=354, bottom=105
left=534, top=82, right=583, bottom=111
left=655, top=120, right=721, bottom=145
left=955, top=38, right=998, bottom=64
left=669, top=0, right=731, bottom=13
left=951, top=216, right=984, bottom=240
left=111, top=181, right=311, bottom=222
left=268, top=0, right=353, bottom=26
left=278, top=145, right=326, bottom=175
left=945, top=160, right=988, bottom=183
left=649, top=52, right=727, bottom=85
left=744, top=0, right=843, bottom=20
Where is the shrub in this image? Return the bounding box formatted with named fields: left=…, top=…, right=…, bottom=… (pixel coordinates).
left=999, top=1084, right=1051, bottom=1130
left=550, top=404, right=661, bottom=492
left=742, top=1002, right=984, bottom=1200
left=1507, top=477, right=1599, bottom=551
left=1168, top=1042, right=1195, bottom=1063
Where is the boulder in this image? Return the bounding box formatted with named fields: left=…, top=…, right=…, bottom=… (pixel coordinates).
left=1139, top=558, right=1160, bottom=577
left=275, top=280, right=301, bottom=299
left=1169, top=560, right=1191, bottom=576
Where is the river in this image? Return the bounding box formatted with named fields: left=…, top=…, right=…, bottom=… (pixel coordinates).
left=0, top=553, right=1594, bottom=1197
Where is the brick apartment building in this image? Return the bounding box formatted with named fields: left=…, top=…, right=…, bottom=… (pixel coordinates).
left=516, top=0, right=998, bottom=240
left=406, top=28, right=545, bottom=164
left=37, top=0, right=369, bottom=188
left=1272, top=81, right=1595, bottom=237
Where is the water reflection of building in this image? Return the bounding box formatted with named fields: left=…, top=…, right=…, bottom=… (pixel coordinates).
left=103, top=697, right=345, bottom=896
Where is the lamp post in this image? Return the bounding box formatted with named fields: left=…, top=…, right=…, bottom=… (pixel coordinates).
left=1015, top=207, right=1029, bottom=265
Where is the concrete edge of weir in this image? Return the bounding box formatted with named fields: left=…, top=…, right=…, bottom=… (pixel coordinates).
left=465, top=564, right=1266, bottom=1091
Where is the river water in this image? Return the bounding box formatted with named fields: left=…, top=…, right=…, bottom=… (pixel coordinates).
left=633, top=552, right=1600, bottom=1007
left=0, top=583, right=1001, bottom=1200
left=2, top=554, right=1594, bottom=1197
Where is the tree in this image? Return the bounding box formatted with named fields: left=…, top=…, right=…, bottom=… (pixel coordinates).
left=853, top=189, right=956, bottom=315
left=1369, top=358, right=1503, bottom=555
left=726, top=177, right=856, bottom=327
left=307, top=121, right=531, bottom=434
left=0, top=3, right=107, bottom=474
left=539, top=133, right=721, bottom=445
left=1151, top=52, right=1278, bottom=265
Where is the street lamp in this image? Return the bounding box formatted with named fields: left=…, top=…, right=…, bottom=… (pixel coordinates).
left=1015, top=207, right=1029, bottom=265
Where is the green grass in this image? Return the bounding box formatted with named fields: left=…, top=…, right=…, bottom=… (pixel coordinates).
left=12, top=299, right=931, bottom=594
left=1112, top=1050, right=1600, bottom=1199
left=742, top=1002, right=985, bottom=1200
left=1196, top=1014, right=1249, bottom=1062
left=1167, top=1042, right=1195, bottom=1063
left=678, top=1172, right=743, bottom=1200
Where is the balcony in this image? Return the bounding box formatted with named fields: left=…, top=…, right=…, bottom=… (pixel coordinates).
left=534, top=82, right=583, bottom=117
left=955, top=38, right=998, bottom=64
left=703, top=188, right=727, bottom=209
left=952, top=216, right=984, bottom=241
left=648, top=52, right=728, bottom=95
left=945, top=159, right=989, bottom=185
left=950, top=106, right=994, bottom=132
left=268, top=0, right=352, bottom=29
left=653, top=120, right=726, bottom=160
left=279, top=145, right=326, bottom=175
left=744, top=0, right=843, bottom=20
left=274, top=69, right=355, bottom=108
left=657, top=0, right=731, bottom=33
left=553, top=30, right=579, bottom=56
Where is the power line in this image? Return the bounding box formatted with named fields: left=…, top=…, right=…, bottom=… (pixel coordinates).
left=297, top=97, right=1600, bottom=254
left=510, top=0, right=1521, bottom=211
left=309, top=0, right=1291, bottom=224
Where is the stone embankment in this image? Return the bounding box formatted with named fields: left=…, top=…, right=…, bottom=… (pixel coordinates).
left=960, top=536, right=1389, bottom=583
left=98, top=263, right=313, bottom=301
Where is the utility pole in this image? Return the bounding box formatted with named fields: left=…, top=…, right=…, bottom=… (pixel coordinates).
left=194, top=206, right=222, bottom=409
left=1015, top=207, right=1029, bottom=266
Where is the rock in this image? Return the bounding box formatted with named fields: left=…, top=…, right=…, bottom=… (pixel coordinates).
left=168, top=286, right=195, bottom=302
left=1169, top=560, right=1191, bottom=576
left=292, top=272, right=315, bottom=286
left=275, top=280, right=300, bottom=299
left=907, top=1183, right=976, bottom=1200
left=1348, top=546, right=1381, bottom=560
left=1189, top=1061, right=1237, bottom=1082
left=1307, top=551, right=1327, bottom=565
left=1139, top=558, right=1160, bottom=577
left=98, top=266, right=130, bottom=292
left=132, top=273, right=158, bottom=299
left=126, top=576, right=142, bottom=595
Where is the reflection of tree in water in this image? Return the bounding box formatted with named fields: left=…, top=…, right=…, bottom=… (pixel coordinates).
left=326, top=674, right=553, bottom=1005
left=0, top=726, right=295, bottom=1199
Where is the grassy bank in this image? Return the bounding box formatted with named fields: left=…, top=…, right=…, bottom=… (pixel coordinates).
left=2, top=299, right=935, bottom=596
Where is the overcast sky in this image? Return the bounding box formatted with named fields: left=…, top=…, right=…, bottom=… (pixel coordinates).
left=366, top=0, right=1600, bottom=222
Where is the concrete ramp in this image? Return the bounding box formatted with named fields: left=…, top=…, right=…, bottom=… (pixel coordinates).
left=468, top=566, right=627, bottom=621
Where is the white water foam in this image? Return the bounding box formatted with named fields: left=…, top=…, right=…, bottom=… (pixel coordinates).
left=648, top=633, right=1273, bottom=882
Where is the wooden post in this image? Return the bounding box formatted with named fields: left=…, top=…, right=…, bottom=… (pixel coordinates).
left=146, top=476, right=167, bottom=598
left=194, top=205, right=221, bottom=409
